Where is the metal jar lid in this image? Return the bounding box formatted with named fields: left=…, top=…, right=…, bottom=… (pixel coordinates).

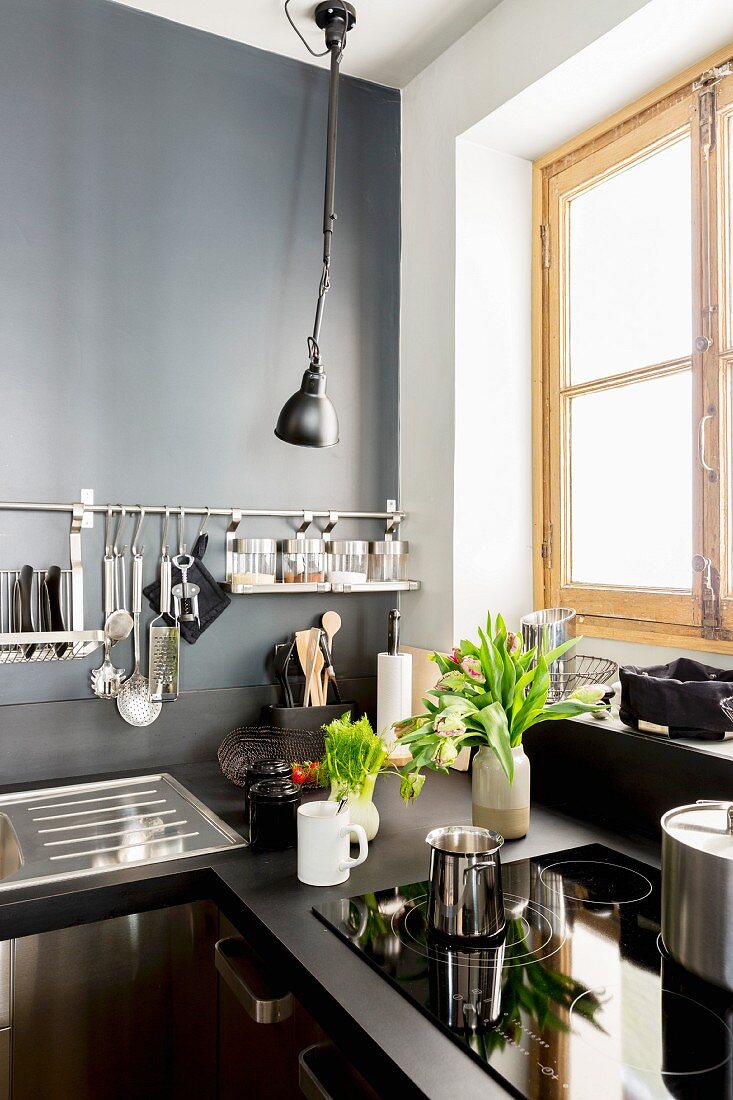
left=326, top=540, right=369, bottom=555
left=661, top=801, right=733, bottom=858
left=249, top=778, right=301, bottom=804
left=280, top=538, right=326, bottom=553
left=233, top=538, right=278, bottom=553
left=368, top=540, right=409, bottom=555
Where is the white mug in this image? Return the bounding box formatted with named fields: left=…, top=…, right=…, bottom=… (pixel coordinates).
left=297, top=801, right=368, bottom=887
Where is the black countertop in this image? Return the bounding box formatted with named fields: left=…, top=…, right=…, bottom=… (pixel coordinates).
left=0, top=762, right=660, bottom=1100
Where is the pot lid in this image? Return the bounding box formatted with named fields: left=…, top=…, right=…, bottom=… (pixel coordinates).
left=661, top=802, right=733, bottom=859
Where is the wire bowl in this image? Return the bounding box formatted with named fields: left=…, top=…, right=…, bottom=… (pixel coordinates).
left=548, top=655, right=618, bottom=702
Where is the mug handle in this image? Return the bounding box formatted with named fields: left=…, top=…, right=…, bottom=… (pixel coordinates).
left=338, top=824, right=368, bottom=871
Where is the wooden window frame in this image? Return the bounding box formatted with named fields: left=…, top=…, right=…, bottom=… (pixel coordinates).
left=532, top=41, right=733, bottom=653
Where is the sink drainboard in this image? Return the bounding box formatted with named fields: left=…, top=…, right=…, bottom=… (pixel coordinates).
left=0, top=773, right=245, bottom=889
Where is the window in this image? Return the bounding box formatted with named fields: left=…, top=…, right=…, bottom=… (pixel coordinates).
left=534, top=46, right=733, bottom=650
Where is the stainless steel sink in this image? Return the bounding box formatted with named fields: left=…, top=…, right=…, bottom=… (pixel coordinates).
left=0, top=773, right=245, bottom=891
left=0, top=815, right=22, bottom=881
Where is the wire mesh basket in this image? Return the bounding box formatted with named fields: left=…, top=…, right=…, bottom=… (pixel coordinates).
left=719, top=696, right=733, bottom=728
left=548, top=655, right=618, bottom=701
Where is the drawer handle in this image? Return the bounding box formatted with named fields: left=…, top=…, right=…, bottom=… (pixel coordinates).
left=214, top=937, right=292, bottom=1024
left=298, top=1043, right=335, bottom=1100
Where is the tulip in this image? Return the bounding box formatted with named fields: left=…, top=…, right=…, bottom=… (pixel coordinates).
left=568, top=684, right=607, bottom=705
left=506, top=631, right=521, bottom=655
left=400, top=770, right=425, bottom=802
left=434, top=739, right=459, bottom=768
left=460, top=655, right=484, bottom=681
left=434, top=713, right=466, bottom=736
left=436, top=671, right=466, bottom=691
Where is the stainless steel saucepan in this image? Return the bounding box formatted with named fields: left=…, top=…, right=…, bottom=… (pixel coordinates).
left=662, top=800, right=733, bottom=991
left=426, top=825, right=505, bottom=940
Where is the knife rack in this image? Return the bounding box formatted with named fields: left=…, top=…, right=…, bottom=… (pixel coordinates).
left=0, top=504, right=104, bottom=664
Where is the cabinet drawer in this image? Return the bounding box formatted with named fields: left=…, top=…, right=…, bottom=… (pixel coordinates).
left=0, top=1028, right=9, bottom=1100
left=0, top=943, right=9, bottom=1030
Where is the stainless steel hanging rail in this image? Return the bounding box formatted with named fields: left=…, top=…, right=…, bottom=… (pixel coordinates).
left=0, top=502, right=404, bottom=521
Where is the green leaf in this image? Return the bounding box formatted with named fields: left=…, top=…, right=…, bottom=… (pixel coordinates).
left=430, top=652, right=455, bottom=675
left=477, top=627, right=502, bottom=700
left=541, top=635, right=579, bottom=668
left=469, top=703, right=514, bottom=783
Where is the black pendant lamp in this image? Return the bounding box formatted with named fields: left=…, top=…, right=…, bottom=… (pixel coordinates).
left=275, top=2, right=357, bottom=448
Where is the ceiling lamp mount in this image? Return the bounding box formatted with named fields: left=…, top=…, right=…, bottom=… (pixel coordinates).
left=275, top=2, right=357, bottom=448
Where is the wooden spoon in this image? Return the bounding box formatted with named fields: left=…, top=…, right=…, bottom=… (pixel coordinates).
left=321, top=611, right=341, bottom=701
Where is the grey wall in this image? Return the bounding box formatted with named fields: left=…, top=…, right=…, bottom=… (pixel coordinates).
left=0, top=0, right=401, bottom=710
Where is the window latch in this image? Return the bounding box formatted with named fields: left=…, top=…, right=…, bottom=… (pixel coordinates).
left=692, top=554, right=721, bottom=635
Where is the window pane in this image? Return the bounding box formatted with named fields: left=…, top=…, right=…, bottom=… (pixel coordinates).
left=570, top=371, right=692, bottom=588
left=568, top=136, right=692, bottom=384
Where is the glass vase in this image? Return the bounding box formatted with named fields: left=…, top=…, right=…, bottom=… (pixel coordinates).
left=471, top=744, right=530, bottom=840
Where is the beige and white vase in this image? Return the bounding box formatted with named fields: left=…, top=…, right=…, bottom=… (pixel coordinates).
left=471, top=744, right=530, bottom=840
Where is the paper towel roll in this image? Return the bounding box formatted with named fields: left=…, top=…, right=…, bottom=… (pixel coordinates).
left=377, top=651, right=413, bottom=749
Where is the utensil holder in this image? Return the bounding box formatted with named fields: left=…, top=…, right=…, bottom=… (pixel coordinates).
left=263, top=703, right=355, bottom=731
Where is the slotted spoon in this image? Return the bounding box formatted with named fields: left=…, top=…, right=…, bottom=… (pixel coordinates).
left=117, top=548, right=162, bottom=727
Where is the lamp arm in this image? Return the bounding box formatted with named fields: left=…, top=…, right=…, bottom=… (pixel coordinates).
left=310, top=41, right=342, bottom=365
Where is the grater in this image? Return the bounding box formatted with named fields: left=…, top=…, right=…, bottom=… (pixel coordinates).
left=148, top=540, right=180, bottom=703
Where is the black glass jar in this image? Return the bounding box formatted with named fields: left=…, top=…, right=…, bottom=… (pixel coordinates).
left=244, top=759, right=292, bottom=815
left=249, top=778, right=301, bottom=853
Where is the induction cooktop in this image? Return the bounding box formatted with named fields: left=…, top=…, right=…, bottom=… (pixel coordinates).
left=315, top=843, right=733, bottom=1099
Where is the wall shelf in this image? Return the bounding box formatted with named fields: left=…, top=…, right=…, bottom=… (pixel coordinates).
left=221, top=580, right=420, bottom=596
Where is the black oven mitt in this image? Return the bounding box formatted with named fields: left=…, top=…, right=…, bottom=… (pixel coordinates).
left=143, top=533, right=230, bottom=645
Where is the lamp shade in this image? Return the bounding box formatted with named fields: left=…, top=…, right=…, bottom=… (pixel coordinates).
left=274, top=366, right=339, bottom=448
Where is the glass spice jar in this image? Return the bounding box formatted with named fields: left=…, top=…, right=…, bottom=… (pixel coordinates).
left=281, top=538, right=326, bottom=584
left=368, top=540, right=410, bottom=582
left=231, top=538, right=277, bottom=586
left=325, top=540, right=369, bottom=585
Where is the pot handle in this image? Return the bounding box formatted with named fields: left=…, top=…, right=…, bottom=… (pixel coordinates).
left=696, top=800, right=733, bottom=833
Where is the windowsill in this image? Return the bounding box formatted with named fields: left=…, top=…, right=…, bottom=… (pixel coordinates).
left=567, top=709, right=733, bottom=763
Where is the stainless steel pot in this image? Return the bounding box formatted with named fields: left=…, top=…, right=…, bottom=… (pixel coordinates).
left=426, top=825, right=505, bottom=940
left=661, top=800, right=733, bottom=991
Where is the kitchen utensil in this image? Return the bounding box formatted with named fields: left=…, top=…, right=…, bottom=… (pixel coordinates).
left=297, top=801, right=368, bottom=886
left=520, top=608, right=576, bottom=699
left=425, top=825, right=505, bottom=941
left=45, top=565, right=69, bottom=656
left=273, top=638, right=296, bottom=708
left=378, top=608, right=412, bottom=755
left=387, top=607, right=400, bottom=655
left=249, top=778, right=301, bottom=853
left=318, top=631, right=341, bottom=703
left=90, top=610, right=133, bottom=699
left=321, top=610, right=341, bottom=699
left=103, top=505, right=115, bottom=618
left=148, top=528, right=179, bottom=703
left=112, top=507, right=129, bottom=610
left=39, top=575, right=52, bottom=631
left=15, top=565, right=36, bottom=659
left=295, top=629, right=313, bottom=706
left=307, top=628, right=325, bottom=706
left=116, top=550, right=162, bottom=727
left=171, top=554, right=200, bottom=626
left=662, top=800, right=733, bottom=991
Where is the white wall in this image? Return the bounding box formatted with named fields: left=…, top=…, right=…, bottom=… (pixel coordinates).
left=402, top=0, right=733, bottom=672
left=400, top=0, right=651, bottom=652
left=454, top=141, right=532, bottom=641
